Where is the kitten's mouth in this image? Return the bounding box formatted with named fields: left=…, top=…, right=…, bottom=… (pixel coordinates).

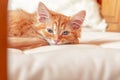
left=46, top=39, right=70, bottom=45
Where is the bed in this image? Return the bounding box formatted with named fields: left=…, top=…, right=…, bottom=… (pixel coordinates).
left=7, top=0, right=120, bottom=80
left=8, top=32, right=120, bottom=80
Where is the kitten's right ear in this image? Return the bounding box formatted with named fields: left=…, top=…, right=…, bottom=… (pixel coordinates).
left=70, top=11, right=86, bottom=29
left=38, top=2, right=51, bottom=22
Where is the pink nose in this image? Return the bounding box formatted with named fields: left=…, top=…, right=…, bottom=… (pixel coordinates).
left=54, top=40, right=58, bottom=44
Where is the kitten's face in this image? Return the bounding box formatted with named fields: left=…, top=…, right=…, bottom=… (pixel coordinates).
left=34, top=2, right=86, bottom=45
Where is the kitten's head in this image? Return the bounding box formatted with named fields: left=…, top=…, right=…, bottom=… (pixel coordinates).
left=34, top=2, right=86, bottom=45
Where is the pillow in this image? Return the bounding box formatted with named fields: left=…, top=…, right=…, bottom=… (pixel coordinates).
left=55, top=0, right=107, bottom=32
left=8, top=0, right=107, bottom=32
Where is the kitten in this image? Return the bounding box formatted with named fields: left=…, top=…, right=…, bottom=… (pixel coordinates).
left=8, top=2, right=86, bottom=49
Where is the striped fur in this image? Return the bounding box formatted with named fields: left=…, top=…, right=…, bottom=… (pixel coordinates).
left=8, top=2, right=86, bottom=46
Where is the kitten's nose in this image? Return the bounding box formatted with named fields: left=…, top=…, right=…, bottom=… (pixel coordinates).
left=54, top=40, right=58, bottom=44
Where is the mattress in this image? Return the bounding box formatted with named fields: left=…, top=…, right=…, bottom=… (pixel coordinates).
left=8, top=32, right=120, bottom=80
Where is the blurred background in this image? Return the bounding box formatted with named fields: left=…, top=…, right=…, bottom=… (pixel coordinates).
left=8, top=0, right=120, bottom=32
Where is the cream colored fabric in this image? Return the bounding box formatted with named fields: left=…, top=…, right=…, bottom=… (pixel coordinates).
left=8, top=32, right=120, bottom=80
left=80, top=32, right=120, bottom=48
left=8, top=45, right=120, bottom=80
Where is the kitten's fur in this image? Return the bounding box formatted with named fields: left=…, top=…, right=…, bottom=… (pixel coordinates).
left=8, top=2, right=86, bottom=49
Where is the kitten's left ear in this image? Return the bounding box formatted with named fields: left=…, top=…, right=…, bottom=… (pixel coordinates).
left=38, top=2, right=51, bottom=23
left=70, top=10, right=86, bottom=29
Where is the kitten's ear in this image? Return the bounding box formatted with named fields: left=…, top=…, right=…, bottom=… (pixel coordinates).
left=70, top=11, right=86, bottom=29
left=38, top=2, right=51, bottom=22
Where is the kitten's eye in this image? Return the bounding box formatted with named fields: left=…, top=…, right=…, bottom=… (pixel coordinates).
left=47, top=28, right=53, bottom=33
left=62, top=31, right=69, bottom=35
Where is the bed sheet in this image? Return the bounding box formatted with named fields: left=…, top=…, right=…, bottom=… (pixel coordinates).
left=8, top=32, right=120, bottom=80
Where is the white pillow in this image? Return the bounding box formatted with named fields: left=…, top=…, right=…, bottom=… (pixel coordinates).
left=8, top=0, right=107, bottom=31
left=56, top=0, right=107, bottom=32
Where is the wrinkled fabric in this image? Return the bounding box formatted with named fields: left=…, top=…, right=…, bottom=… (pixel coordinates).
left=8, top=32, right=120, bottom=80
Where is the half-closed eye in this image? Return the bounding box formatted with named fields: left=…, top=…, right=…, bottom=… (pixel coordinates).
left=47, top=28, right=53, bottom=33
left=62, top=31, right=69, bottom=35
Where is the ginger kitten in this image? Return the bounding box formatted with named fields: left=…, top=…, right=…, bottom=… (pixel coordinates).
left=8, top=2, right=86, bottom=49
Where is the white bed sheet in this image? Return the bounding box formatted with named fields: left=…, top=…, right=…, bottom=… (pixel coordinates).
left=8, top=32, right=120, bottom=80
